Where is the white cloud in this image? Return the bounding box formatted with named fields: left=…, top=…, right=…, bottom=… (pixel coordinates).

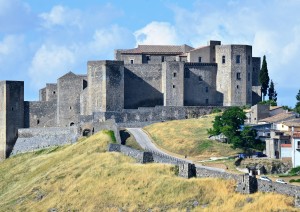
left=28, top=45, right=76, bottom=88
left=134, top=22, right=180, bottom=45
left=89, top=25, right=134, bottom=59
left=39, top=5, right=82, bottom=29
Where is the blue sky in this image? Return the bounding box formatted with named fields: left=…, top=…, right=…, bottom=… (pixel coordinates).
left=1, top=0, right=300, bottom=107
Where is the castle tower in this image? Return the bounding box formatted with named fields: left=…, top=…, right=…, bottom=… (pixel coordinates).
left=87, top=60, right=124, bottom=114
left=0, top=81, right=24, bottom=159
left=216, top=45, right=252, bottom=106
left=162, top=61, right=184, bottom=106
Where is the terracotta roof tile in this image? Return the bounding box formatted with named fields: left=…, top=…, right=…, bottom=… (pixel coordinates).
left=119, top=44, right=194, bottom=54
left=259, top=112, right=297, bottom=123
left=281, top=144, right=292, bottom=147
left=281, top=119, right=300, bottom=127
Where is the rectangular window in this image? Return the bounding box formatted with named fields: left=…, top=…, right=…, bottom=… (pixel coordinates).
left=146, top=55, right=150, bottom=61
left=205, top=87, right=208, bottom=92
left=248, top=56, right=250, bottom=65
left=162, top=56, right=165, bottom=62
left=173, top=85, right=175, bottom=88
left=130, top=59, right=134, bottom=64
left=173, top=73, right=177, bottom=77
left=236, top=55, right=241, bottom=64
left=205, top=99, right=209, bottom=104
left=222, top=56, right=225, bottom=64
left=236, top=72, right=241, bottom=80
left=298, top=141, right=300, bottom=149
left=248, top=73, right=250, bottom=81
left=198, top=57, right=202, bottom=62
left=184, top=69, right=190, bottom=78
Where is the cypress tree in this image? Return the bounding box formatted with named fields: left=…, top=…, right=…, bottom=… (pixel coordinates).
left=268, top=80, right=274, bottom=101
left=259, top=55, right=270, bottom=101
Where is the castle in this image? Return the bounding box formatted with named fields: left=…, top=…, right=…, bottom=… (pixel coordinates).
left=0, top=40, right=261, bottom=159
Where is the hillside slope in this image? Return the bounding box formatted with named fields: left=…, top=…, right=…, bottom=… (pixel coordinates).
left=0, top=131, right=295, bottom=211
left=144, top=115, right=239, bottom=160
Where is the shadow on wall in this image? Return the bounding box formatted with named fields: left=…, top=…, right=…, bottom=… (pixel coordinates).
left=124, top=68, right=163, bottom=109
left=184, top=68, right=223, bottom=106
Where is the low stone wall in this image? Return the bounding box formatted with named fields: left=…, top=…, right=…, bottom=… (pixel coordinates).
left=108, top=144, right=153, bottom=163
left=257, top=179, right=300, bottom=196
left=99, top=106, right=227, bottom=123
left=196, top=166, right=239, bottom=180
left=10, top=127, right=78, bottom=156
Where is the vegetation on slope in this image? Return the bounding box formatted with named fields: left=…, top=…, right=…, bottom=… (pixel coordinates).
left=144, top=115, right=239, bottom=159
left=0, top=130, right=295, bottom=211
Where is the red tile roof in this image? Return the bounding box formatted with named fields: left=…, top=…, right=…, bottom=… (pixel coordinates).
left=281, top=144, right=292, bottom=147
left=118, top=44, right=194, bottom=55
left=259, top=112, right=297, bottom=123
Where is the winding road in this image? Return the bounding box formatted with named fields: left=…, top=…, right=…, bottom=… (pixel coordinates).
left=126, top=128, right=194, bottom=164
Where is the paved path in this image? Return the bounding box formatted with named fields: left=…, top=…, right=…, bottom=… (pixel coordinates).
left=126, top=127, right=225, bottom=172
left=126, top=128, right=193, bottom=164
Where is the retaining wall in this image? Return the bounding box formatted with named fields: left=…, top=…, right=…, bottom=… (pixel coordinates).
left=10, top=127, right=78, bottom=156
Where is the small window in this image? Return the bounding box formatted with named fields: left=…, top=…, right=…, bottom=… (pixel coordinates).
left=248, top=73, right=250, bottom=81
left=146, top=55, right=150, bottom=61
left=205, top=99, right=209, bottom=104
left=298, top=141, right=300, bottom=149
left=198, top=57, right=202, bottom=62
left=53, top=91, right=56, bottom=94
left=70, top=106, right=72, bottom=110
left=213, top=57, right=215, bottom=62
left=248, top=56, right=250, bottom=65
left=237, top=85, right=239, bottom=89
left=173, top=73, right=177, bottom=77
left=236, top=72, right=241, bottom=80
left=236, top=55, right=241, bottom=64
left=37, top=119, right=40, bottom=125
left=11, top=107, right=13, bottom=111
left=205, top=87, right=208, bottom=92
left=173, top=85, right=175, bottom=88
left=222, top=56, right=225, bottom=64
left=162, top=56, right=165, bottom=62
left=184, top=69, right=190, bottom=78
left=199, top=76, right=203, bottom=81
left=253, top=68, right=255, bottom=72
left=130, top=59, right=134, bottom=64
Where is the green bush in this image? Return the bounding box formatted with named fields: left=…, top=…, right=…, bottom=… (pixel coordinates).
left=289, top=166, right=300, bottom=175
left=103, top=130, right=117, bottom=143
left=289, top=179, right=300, bottom=183
left=211, top=108, right=222, bottom=114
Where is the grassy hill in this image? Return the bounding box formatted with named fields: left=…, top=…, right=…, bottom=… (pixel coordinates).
left=0, top=130, right=295, bottom=211
left=144, top=115, right=240, bottom=160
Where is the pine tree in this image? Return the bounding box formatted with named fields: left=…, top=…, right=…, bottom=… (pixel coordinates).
left=268, top=80, right=274, bottom=100
left=295, top=90, right=300, bottom=113
left=268, top=80, right=277, bottom=105
left=259, top=55, right=270, bottom=101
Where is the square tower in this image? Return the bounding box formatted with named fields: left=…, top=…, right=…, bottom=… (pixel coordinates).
left=216, top=45, right=252, bottom=106
left=162, top=61, right=184, bottom=106
left=0, top=81, right=24, bottom=159
left=87, top=60, right=124, bottom=114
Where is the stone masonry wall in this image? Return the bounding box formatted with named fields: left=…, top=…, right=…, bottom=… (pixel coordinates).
left=124, top=64, right=163, bottom=109
left=10, top=127, right=78, bottom=156
left=184, top=63, right=219, bottom=106
left=24, top=101, right=56, bottom=128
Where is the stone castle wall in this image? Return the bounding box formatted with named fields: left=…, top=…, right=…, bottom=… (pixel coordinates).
left=184, top=63, right=219, bottom=106
left=124, top=64, right=163, bottom=109
left=24, top=101, right=57, bottom=128
left=10, top=127, right=78, bottom=156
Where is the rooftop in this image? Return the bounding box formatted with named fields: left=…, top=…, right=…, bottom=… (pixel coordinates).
left=259, top=112, right=297, bottom=123
left=118, top=44, right=194, bottom=55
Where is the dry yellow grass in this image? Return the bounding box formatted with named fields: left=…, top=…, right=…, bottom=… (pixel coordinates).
left=144, top=115, right=240, bottom=159
left=0, top=130, right=296, bottom=211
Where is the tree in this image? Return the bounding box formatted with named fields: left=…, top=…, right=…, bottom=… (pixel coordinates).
left=208, top=107, right=262, bottom=153
left=268, top=80, right=277, bottom=105
left=295, top=90, right=300, bottom=113
left=208, top=107, right=246, bottom=142
left=259, top=55, right=270, bottom=101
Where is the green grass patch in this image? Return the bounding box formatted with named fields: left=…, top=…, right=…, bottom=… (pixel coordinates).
left=103, top=130, right=117, bottom=143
